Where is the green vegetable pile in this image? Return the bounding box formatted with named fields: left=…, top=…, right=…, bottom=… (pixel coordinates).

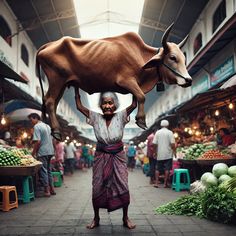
left=0, top=149, right=21, bottom=166
left=155, top=194, right=203, bottom=217
left=156, top=185, right=236, bottom=224
left=181, top=144, right=215, bottom=160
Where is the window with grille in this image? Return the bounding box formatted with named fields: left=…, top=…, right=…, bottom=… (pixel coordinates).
left=21, top=44, right=29, bottom=66
left=193, top=33, right=202, bottom=55
left=0, top=16, right=12, bottom=46
left=213, top=0, right=226, bottom=33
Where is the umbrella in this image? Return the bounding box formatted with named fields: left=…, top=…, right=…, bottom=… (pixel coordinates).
left=6, top=108, right=42, bottom=122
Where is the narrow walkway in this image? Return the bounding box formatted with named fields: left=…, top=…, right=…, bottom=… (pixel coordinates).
left=0, top=168, right=235, bottom=235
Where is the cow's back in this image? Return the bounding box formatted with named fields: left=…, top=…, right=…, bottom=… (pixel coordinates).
left=37, top=33, right=156, bottom=93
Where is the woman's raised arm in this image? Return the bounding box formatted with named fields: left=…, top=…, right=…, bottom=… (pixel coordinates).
left=74, top=87, right=89, bottom=118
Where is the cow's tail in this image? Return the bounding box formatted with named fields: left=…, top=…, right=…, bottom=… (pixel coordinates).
left=36, top=48, right=46, bottom=121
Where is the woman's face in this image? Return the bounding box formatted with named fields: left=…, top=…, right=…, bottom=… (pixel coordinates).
left=101, top=97, right=116, bottom=115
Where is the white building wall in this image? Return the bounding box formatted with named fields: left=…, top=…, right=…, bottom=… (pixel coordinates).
left=146, top=0, right=236, bottom=128
left=0, top=1, right=83, bottom=131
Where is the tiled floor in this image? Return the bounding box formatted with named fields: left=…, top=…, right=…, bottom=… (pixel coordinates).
left=0, top=168, right=235, bottom=235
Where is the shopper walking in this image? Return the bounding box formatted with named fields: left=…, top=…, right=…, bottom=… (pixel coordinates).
left=28, top=113, right=56, bottom=197
left=54, top=140, right=65, bottom=180
left=147, top=132, right=156, bottom=184
left=152, top=120, right=176, bottom=188
left=64, top=141, right=76, bottom=175
left=75, top=90, right=137, bottom=229
left=127, top=141, right=136, bottom=171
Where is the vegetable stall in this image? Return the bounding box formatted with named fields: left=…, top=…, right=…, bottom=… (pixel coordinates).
left=176, top=142, right=236, bottom=181
left=156, top=163, right=236, bottom=224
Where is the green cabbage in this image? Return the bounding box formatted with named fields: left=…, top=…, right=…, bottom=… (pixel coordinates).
left=228, top=165, right=236, bottom=177
left=201, top=172, right=214, bottom=185
left=218, top=174, right=232, bottom=184
left=205, top=175, right=218, bottom=187
left=212, top=163, right=228, bottom=178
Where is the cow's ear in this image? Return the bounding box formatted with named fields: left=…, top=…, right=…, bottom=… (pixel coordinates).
left=142, top=54, right=162, bottom=70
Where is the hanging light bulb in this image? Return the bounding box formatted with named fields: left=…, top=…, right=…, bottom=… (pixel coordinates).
left=210, top=127, right=214, bottom=132
left=174, top=132, right=179, bottom=138
left=229, top=102, right=234, bottom=110
left=1, top=114, right=7, bottom=125
left=184, top=127, right=188, bottom=132
left=22, top=132, right=28, bottom=139
left=215, top=110, right=220, bottom=116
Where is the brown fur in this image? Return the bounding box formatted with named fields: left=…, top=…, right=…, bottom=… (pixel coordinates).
left=36, top=28, right=191, bottom=140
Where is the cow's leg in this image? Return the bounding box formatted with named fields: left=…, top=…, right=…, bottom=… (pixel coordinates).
left=44, top=80, right=65, bottom=141
left=116, top=78, right=147, bottom=129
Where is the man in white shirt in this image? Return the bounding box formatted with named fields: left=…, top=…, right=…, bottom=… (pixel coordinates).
left=65, top=141, right=76, bottom=175
left=152, top=120, right=176, bottom=188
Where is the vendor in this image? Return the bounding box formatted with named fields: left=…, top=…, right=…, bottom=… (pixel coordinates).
left=218, top=128, right=235, bottom=147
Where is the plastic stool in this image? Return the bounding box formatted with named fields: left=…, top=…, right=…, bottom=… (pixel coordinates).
left=172, top=169, right=190, bottom=192
left=52, top=172, right=62, bottom=187
left=0, top=186, right=18, bottom=211
left=18, top=176, right=35, bottom=203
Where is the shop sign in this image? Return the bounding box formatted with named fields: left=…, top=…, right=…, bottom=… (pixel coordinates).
left=192, top=74, right=209, bottom=96
left=210, top=56, right=235, bottom=86
left=0, top=49, right=13, bottom=69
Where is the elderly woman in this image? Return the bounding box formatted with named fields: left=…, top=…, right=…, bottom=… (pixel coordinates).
left=75, top=89, right=137, bottom=229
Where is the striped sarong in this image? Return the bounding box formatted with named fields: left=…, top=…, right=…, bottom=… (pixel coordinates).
left=92, top=141, right=130, bottom=212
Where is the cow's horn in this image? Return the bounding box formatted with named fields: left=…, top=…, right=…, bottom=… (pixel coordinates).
left=178, top=35, right=189, bottom=48
left=161, top=22, right=174, bottom=51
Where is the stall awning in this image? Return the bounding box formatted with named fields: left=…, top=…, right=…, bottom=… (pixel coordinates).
left=0, top=61, right=27, bottom=84
left=176, top=76, right=236, bottom=113
left=3, top=99, right=41, bottom=114
left=220, top=74, right=236, bottom=89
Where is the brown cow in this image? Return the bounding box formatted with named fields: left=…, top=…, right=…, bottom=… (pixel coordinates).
left=36, top=23, right=192, bottom=140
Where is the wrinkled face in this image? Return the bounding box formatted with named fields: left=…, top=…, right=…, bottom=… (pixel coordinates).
left=101, top=97, right=116, bottom=115
left=162, top=43, right=192, bottom=87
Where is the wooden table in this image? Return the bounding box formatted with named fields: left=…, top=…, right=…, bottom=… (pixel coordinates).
left=178, top=158, right=236, bottom=181
left=0, top=164, right=42, bottom=176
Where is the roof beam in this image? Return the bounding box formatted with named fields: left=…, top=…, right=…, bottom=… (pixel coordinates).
left=140, top=17, right=183, bottom=40
left=50, top=0, right=64, bottom=37
left=18, top=8, right=75, bottom=32
left=30, top=0, right=50, bottom=41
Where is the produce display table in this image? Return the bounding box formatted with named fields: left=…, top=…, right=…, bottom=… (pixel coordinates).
left=178, top=159, right=201, bottom=181
left=0, top=163, right=42, bottom=176
left=179, top=157, right=236, bottom=181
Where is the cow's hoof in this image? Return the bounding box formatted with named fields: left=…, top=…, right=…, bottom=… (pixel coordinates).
left=51, top=130, right=62, bottom=141
left=136, top=120, right=147, bottom=130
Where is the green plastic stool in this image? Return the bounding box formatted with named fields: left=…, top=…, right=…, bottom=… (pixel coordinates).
left=172, top=169, right=190, bottom=192
left=18, top=176, right=35, bottom=203
left=52, top=172, right=62, bottom=187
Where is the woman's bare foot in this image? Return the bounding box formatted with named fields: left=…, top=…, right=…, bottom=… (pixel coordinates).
left=86, top=218, right=100, bottom=229
left=123, top=218, right=136, bottom=229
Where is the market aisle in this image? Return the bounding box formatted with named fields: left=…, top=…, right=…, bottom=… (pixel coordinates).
left=0, top=168, right=236, bottom=236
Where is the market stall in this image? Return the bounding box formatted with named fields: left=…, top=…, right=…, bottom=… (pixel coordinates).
left=174, top=79, right=236, bottom=181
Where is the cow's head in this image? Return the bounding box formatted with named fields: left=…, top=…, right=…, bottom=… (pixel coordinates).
left=142, top=23, right=192, bottom=88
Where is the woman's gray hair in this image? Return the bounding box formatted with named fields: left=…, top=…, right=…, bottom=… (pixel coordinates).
left=99, top=92, right=120, bottom=109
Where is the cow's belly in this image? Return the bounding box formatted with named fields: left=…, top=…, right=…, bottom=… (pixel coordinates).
left=74, top=75, right=130, bottom=95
